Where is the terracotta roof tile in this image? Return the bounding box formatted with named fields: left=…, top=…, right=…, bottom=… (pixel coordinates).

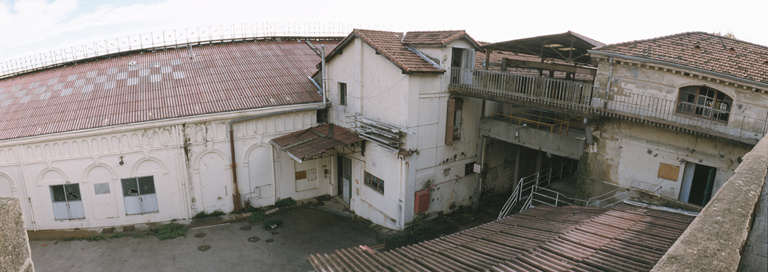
left=352, top=29, right=444, bottom=74
left=592, top=32, right=768, bottom=84
left=402, top=30, right=481, bottom=49
left=0, top=39, right=333, bottom=140
left=308, top=204, right=695, bottom=271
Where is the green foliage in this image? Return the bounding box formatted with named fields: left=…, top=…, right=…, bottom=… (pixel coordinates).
left=249, top=211, right=266, bottom=223
left=109, top=232, right=126, bottom=239
left=131, top=233, right=146, bottom=239
left=193, top=210, right=226, bottom=219
left=152, top=223, right=188, bottom=240
left=263, top=219, right=283, bottom=230
left=274, top=197, right=296, bottom=207
left=86, top=234, right=106, bottom=242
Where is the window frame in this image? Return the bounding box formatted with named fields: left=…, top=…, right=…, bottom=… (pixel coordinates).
left=339, top=82, right=347, bottom=106
left=676, top=86, right=732, bottom=123
left=363, top=171, right=384, bottom=194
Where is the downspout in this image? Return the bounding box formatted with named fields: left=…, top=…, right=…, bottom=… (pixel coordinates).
left=321, top=45, right=327, bottom=108
left=226, top=103, right=326, bottom=212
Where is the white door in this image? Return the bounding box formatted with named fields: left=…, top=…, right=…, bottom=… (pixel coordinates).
left=679, top=162, right=695, bottom=203
left=247, top=147, right=274, bottom=207
left=199, top=153, right=232, bottom=212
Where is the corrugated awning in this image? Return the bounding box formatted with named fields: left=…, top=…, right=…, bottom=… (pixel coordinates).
left=270, top=124, right=362, bottom=163
left=483, top=31, right=605, bottom=64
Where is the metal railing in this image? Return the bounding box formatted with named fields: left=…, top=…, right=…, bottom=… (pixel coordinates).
left=491, top=110, right=572, bottom=135
left=450, top=68, right=768, bottom=144
left=497, top=161, right=577, bottom=219
left=524, top=187, right=577, bottom=210
left=586, top=187, right=630, bottom=208
left=1, top=22, right=381, bottom=78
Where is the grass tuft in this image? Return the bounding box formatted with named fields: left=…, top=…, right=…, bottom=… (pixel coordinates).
left=153, top=223, right=188, bottom=240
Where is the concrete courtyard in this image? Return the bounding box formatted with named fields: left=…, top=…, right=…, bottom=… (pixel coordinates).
left=29, top=208, right=378, bottom=272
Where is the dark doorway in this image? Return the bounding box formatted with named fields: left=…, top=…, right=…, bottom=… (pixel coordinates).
left=680, top=162, right=716, bottom=206
left=337, top=156, right=352, bottom=203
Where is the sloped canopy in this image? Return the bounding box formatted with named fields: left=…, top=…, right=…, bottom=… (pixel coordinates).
left=270, top=124, right=361, bottom=163
left=483, top=31, right=605, bottom=64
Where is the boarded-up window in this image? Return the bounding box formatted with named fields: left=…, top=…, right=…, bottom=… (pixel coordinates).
left=658, top=163, right=680, bottom=181
left=295, top=170, right=307, bottom=180
left=94, top=183, right=110, bottom=195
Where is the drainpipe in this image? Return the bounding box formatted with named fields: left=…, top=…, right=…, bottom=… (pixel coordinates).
left=321, top=45, right=327, bottom=108
left=226, top=103, right=327, bottom=212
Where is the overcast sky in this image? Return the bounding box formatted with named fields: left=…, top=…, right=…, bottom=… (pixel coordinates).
left=1, top=0, right=766, bottom=63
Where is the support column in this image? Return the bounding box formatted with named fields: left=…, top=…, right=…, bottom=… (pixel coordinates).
left=472, top=136, right=487, bottom=211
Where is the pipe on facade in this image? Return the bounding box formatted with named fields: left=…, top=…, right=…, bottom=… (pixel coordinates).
left=321, top=45, right=327, bottom=108
left=226, top=103, right=326, bottom=212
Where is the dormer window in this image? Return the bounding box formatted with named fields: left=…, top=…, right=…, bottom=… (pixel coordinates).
left=676, top=86, right=732, bottom=122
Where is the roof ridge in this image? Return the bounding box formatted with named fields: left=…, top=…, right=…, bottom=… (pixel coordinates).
left=596, top=31, right=768, bottom=50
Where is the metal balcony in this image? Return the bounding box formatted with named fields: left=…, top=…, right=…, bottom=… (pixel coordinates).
left=449, top=68, right=767, bottom=145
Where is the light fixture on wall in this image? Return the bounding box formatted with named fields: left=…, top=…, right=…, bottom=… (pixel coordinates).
left=119, top=156, right=124, bottom=166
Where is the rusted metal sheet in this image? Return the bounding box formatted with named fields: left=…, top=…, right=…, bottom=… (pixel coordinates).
left=307, top=204, right=694, bottom=272
left=270, top=124, right=361, bottom=162
left=0, top=39, right=336, bottom=140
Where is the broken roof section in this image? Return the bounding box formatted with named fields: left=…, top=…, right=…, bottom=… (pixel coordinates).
left=323, top=29, right=483, bottom=74
left=591, top=32, right=768, bottom=85
left=270, top=124, right=361, bottom=163
left=484, top=31, right=605, bottom=64
left=0, top=39, right=339, bottom=141
left=308, top=204, right=694, bottom=271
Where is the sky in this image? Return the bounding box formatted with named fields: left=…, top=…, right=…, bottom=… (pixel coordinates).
left=1, top=0, right=767, bottom=64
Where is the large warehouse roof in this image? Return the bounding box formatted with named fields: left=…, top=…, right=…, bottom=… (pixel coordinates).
left=0, top=38, right=339, bottom=140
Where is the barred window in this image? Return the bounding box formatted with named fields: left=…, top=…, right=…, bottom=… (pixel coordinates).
left=339, top=82, right=347, bottom=106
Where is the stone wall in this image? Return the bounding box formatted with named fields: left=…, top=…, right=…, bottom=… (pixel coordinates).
left=0, top=197, right=34, bottom=272
left=652, top=136, right=768, bottom=271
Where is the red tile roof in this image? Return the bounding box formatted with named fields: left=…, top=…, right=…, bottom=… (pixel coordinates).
left=325, top=29, right=482, bottom=74
left=402, top=30, right=482, bottom=49
left=0, top=39, right=337, bottom=140
left=308, top=204, right=694, bottom=271
left=270, top=124, right=361, bottom=162
left=592, top=32, right=768, bottom=85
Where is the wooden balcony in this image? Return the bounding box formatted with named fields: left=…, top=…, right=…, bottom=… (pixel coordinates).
left=449, top=68, right=766, bottom=145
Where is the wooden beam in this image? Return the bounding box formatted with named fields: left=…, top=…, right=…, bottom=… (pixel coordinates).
left=502, top=58, right=597, bottom=76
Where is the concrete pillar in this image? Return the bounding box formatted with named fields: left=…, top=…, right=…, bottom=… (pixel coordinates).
left=0, top=197, right=35, bottom=272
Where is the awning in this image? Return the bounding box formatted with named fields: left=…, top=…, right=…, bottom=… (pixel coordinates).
left=483, top=31, right=605, bottom=64
left=270, top=124, right=362, bottom=163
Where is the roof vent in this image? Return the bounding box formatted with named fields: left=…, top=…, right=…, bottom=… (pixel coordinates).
left=129, top=61, right=137, bottom=66
left=728, top=47, right=736, bottom=52
left=694, top=45, right=701, bottom=50
left=763, top=61, right=768, bottom=65
left=189, top=53, right=196, bottom=60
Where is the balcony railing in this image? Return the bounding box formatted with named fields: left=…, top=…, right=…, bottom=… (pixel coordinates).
left=449, top=68, right=767, bottom=144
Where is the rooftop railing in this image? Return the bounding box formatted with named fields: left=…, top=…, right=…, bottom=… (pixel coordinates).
left=450, top=68, right=767, bottom=144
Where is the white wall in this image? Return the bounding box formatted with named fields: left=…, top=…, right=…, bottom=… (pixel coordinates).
left=0, top=105, right=320, bottom=230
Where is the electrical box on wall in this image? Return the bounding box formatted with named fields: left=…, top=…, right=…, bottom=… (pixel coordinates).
left=414, top=190, right=430, bottom=213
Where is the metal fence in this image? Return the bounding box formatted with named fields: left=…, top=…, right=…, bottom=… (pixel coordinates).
left=451, top=68, right=767, bottom=144
left=0, top=22, right=381, bottom=78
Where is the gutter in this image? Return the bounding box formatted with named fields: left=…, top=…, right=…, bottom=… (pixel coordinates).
left=589, top=51, right=768, bottom=90
left=225, top=102, right=326, bottom=212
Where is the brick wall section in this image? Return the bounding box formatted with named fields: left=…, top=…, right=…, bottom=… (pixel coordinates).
left=652, top=137, right=768, bottom=272
left=0, top=198, right=35, bottom=272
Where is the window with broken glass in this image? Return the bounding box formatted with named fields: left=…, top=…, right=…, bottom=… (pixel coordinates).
left=676, top=86, right=732, bottom=122
left=121, top=176, right=159, bottom=215
left=364, top=172, right=384, bottom=194
left=50, top=184, right=85, bottom=220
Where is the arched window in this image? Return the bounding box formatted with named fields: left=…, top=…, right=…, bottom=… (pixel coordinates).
left=676, top=86, right=732, bottom=122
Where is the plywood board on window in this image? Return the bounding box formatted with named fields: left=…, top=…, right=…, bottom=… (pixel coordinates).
left=658, top=163, right=680, bottom=181
left=295, top=170, right=307, bottom=180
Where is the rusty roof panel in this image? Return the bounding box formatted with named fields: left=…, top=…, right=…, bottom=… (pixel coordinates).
left=592, top=32, right=768, bottom=84
left=308, top=204, right=694, bottom=272
left=0, top=39, right=336, bottom=140
left=270, top=124, right=361, bottom=161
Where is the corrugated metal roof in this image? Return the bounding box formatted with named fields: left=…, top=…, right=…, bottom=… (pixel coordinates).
left=308, top=204, right=694, bottom=272
left=0, top=39, right=337, bottom=140
left=270, top=124, right=361, bottom=162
